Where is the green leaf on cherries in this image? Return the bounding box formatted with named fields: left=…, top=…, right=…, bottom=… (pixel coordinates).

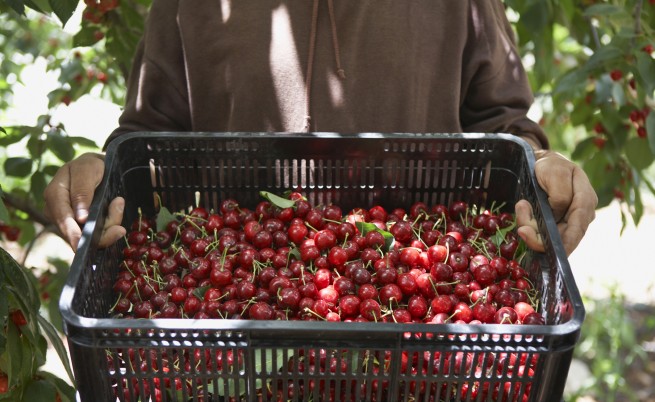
left=259, top=191, right=296, bottom=209
left=156, top=205, right=176, bottom=232
left=289, top=246, right=302, bottom=261
left=355, top=222, right=395, bottom=251
left=514, top=239, right=529, bottom=263
left=490, top=221, right=517, bottom=250
left=192, top=285, right=210, bottom=300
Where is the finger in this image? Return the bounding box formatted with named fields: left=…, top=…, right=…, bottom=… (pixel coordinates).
left=68, top=153, right=105, bottom=224
left=98, top=225, right=127, bottom=249
left=558, top=221, right=586, bottom=256
left=534, top=153, right=574, bottom=223
left=98, top=197, right=127, bottom=248
left=44, top=165, right=83, bottom=250
left=514, top=199, right=535, bottom=228
left=559, top=169, right=598, bottom=255
left=515, top=200, right=545, bottom=253
left=517, top=225, right=545, bottom=253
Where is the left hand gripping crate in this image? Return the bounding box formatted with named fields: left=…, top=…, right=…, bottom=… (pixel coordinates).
left=60, top=132, right=584, bottom=402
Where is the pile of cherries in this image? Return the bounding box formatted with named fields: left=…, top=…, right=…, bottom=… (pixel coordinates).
left=111, top=194, right=543, bottom=326
left=109, top=193, right=545, bottom=401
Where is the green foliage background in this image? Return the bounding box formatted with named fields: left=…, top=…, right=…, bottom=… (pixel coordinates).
left=0, top=0, right=654, bottom=400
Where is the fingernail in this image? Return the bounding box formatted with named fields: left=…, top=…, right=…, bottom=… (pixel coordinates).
left=76, top=208, right=89, bottom=221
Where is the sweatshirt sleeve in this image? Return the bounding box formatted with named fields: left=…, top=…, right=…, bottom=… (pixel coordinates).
left=459, top=0, right=549, bottom=150
left=104, top=0, right=191, bottom=148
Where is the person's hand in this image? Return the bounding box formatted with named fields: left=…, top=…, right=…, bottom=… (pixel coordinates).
left=515, top=150, right=597, bottom=256
left=44, top=153, right=126, bottom=251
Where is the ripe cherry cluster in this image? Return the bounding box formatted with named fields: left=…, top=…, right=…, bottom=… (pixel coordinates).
left=82, top=0, right=120, bottom=24
left=109, top=195, right=545, bottom=401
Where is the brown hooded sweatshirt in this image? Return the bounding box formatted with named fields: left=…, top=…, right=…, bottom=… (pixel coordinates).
left=107, top=0, right=548, bottom=149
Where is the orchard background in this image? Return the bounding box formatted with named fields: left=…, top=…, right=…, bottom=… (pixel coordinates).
left=0, top=0, right=654, bottom=401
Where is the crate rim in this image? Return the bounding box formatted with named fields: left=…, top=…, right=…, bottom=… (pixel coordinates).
left=59, top=131, right=585, bottom=344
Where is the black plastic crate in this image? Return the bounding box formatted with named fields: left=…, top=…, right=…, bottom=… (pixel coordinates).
left=60, top=132, right=584, bottom=402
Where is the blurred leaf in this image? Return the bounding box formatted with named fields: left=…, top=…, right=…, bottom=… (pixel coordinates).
left=30, top=171, right=47, bottom=203
left=6, top=320, right=23, bottom=386
left=571, top=137, right=598, bottom=161
left=625, top=137, right=654, bottom=170
left=42, top=164, right=62, bottom=176
left=1, top=248, right=40, bottom=313
left=49, top=0, right=78, bottom=26
left=69, top=135, right=98, bottom=148
left=0, top=186, right=9, bottom=223
left=647, top=112, right=655, bottom=156
left=631, top=179, right=644, bottom=225
left=72, top=25, right=98, bottom=47
left=554, top=69, right=588, bottom=94
left=47, top=132, right=76, bottom=162
left=583, top=4, right=626, bottom=17
left=636, top=52, right=655, bottom=95
left=610, top=82, right=625, bottom=106
left=37, top=314, right=75, bottom=383
left=37, top=372, right=76, bottom=402
left=0, top=292, right=7, bottom=351
left=5, top=0, right=26, bottom=15
left=585, top=46, right=623, bottom=71
left=4, top=157, right=32, bottom=177
left=23, top=378, right=57, bottom=402
left=0, top=126, right=36, bottom=146
left=569, top=99, right=594, bottom=126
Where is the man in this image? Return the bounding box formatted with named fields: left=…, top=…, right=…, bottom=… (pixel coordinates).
left=44, top=0, right=597, bottom=255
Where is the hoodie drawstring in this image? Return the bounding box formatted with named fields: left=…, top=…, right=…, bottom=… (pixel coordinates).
left=304, top=0, right=345, bottom=132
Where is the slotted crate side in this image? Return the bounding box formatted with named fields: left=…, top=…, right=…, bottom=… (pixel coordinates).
left=70, top=326, right=562, bottom=402
left=61, top=133, right=583, bottom=402
left=132, top=134, right=526, bottom=217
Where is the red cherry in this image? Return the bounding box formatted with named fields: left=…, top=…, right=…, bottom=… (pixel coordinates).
left=494, top=306, right=518, bottom=324
left=359, top=299, right=382, bottom=321
left=338, top=294, right=361, bottom=318
left=0, top=373, right=8, bottom=394
left=248, top=301, right=274, bottom=320
left=448, top=201, right=468, bottom=220
left=3, top=226, right=20, bottom=242
left=609, top=69, right=623, bottom=81
left=522, top=312, right=545, bottom=325
left=10, top=310, right=27, bottom=326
